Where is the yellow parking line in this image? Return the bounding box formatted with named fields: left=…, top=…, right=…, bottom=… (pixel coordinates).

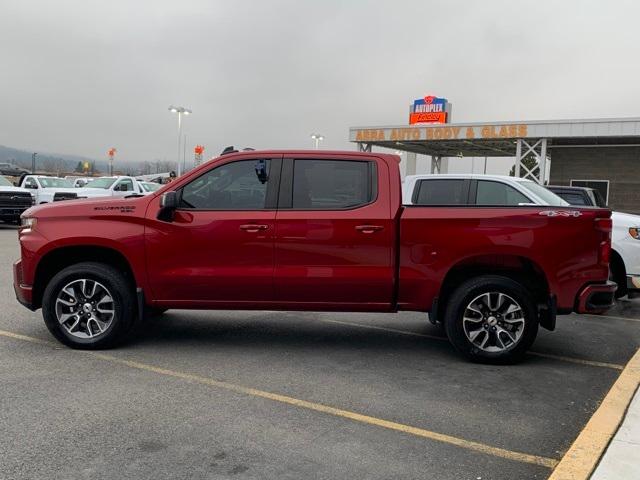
left=547, top=347, right=640, bottom=480
left=527, top=352, right=624, bottom=371
left=582, top=313, right=640, bottom=323
left=0, top=328, right=558, bottom=469
left=311, top=318, right=626, bottom=370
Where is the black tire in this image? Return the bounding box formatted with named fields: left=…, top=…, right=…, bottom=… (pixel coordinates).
left=444, top=275, right=539, bottom=364
left=609, top=253, right=627, bottom=299
left=42, top=262, right=136, bottom=349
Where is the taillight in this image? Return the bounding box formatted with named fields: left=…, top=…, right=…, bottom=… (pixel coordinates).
left=594, top=217, right=612, bottom=233
left=599, top=241, right=611, bottom=265
left=595, top=217, right=612, bottom=266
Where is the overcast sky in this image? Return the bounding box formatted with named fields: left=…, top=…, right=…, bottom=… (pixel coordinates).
left=1, top=0, right=639, bottom=173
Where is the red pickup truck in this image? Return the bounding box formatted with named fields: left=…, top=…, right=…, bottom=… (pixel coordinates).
left=13, top=150, right=616, bottom=363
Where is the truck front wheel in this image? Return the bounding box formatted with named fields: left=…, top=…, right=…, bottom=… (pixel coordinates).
left=444, top=275, right=539, bottom=364
left=42, top=262, right=136, bottom=349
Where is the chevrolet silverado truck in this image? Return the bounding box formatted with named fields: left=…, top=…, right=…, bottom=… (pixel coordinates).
left=0, top=176, right=33, bottom=224
left=14, top=151, right=616, bottom=363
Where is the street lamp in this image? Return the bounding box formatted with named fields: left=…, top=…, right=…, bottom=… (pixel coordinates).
left=311, top=133, right=324, bottom=150
left=31, top=152, right=37, bottom=173
left=168, top=105, right=192, bottom=175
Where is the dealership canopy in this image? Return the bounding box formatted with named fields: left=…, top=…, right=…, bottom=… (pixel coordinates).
left=349, top=117, right=640, bottom=183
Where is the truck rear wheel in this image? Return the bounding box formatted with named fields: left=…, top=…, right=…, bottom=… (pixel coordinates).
left=444, top=275, right=538, bottom=364
left=42, top=262, right=136, bottom=349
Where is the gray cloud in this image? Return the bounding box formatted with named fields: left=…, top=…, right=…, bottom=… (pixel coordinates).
left=1, top=0, right=639, bottom=170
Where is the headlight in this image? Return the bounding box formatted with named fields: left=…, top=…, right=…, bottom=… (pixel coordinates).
left=629, top=227, right=640, bottom=240
left=20, top=217, right=37, bottom=230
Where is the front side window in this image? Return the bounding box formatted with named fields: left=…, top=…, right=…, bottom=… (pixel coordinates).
left=291, top=160, right=375, bottom=209
left=476, top=180, right=531, bottom=205
left=414, top=179, right=468, bottom=205
left=180, top=159, right=271, bottom=210
left=518, top=181, right=568, bottom=206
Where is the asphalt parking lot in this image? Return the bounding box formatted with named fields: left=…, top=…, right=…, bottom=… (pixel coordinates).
left=1, top=224, right=639, bottom=480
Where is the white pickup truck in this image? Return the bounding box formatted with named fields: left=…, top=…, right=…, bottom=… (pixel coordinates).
left=403, top=174, right=640, bottom=299
left=78, top=176, right=145, bottom=197
left=20, top=175, right=144, bottom=204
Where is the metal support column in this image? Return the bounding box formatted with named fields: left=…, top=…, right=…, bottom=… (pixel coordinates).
left=405, top=152, right=417, bottom=176
left=514, top=138, right=549, bottom=184
left=515, top=139, right=522, bottom=178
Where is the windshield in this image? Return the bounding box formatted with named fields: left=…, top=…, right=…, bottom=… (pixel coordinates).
left=517, top=181, right=569, bottom=206
left=38, top=177, right=73, bottom=188
left=0, top=176, right=14, bottom=187
left=140, top=182, right=161, bottom=192
left=86, top=177, right=116, bottom=189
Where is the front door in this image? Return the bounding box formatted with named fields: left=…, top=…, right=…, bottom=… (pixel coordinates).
left=145, top=157, right=280, bottom=305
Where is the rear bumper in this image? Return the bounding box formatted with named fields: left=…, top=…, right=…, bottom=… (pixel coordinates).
left=13, top=260, right=35, bottom=310
left=576, top=281, right=617, bottom=314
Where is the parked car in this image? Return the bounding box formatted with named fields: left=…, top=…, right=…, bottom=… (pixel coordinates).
left=14, top=152, right=615, bottom=363
left=0, top=176, right=33, bottom=224
left=0, top=162, right=29, bottom=177
left=547, top=185, right=640, bottom=298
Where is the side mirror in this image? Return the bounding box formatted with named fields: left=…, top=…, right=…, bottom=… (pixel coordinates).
left=158, top=191, right=178, bottom=221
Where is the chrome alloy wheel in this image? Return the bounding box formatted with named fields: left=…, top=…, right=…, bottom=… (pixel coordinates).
left=462, top=292, right=525, bottom=353
left=55, top=279, right=115, bottom=339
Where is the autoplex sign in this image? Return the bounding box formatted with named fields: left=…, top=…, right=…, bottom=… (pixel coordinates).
left=354, top=124, right=529, bottom=142
left=409, top=96, right=449, bottom=125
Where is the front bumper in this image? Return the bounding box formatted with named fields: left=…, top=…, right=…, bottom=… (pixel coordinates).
left=13, top=260, right=34, bottom=310
left=576, top=281, right=617, bottom=314
left=0, top=206, right=29, bottom=218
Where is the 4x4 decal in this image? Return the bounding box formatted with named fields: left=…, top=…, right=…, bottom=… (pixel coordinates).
left=538, top=210, right=582, bottom=217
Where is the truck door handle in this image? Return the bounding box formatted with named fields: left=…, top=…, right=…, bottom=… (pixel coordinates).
left=355, top=225, right=384, bottom=234
left=239, top=224, right=269, bottom=232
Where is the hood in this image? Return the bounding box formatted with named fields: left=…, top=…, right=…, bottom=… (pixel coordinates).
left=39, top=187, right=81, bottom=194
left=612, top=211, right=640, bottom=227
left=0, top=185, right=31, bottom=194
left=23, top=194, right=151, bottom=219
left=75, top=187, right=112, bottom=197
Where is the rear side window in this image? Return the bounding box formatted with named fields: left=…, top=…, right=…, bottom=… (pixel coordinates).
left=558, top=192, right=589, bottom=206
left=291, top=160, right=376, bottom=209
left=475, top=180, right=530, bottom=205
left=414, top=179, right=468, bottom=205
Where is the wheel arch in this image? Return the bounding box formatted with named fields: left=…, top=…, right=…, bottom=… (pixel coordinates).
left=610, top=248, right=627, bottom=297
left=436, top=254, right=550, bottom=326
left=33, top=245, right=137, bottom=310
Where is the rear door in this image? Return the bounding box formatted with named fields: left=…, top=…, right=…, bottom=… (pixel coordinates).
left=274, top=155, right=394, bottom=310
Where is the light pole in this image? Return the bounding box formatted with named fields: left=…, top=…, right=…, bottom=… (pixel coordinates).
left=168, top=105, right=192, bottom=175
left=31, top=153, right=37, bottom=173
left=311, top=133, right=324, bottom=150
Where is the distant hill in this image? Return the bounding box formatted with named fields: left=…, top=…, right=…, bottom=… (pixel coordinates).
left=0, top=144, right=106, bottom=173
left=0, top=144, right=177, bottom=176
